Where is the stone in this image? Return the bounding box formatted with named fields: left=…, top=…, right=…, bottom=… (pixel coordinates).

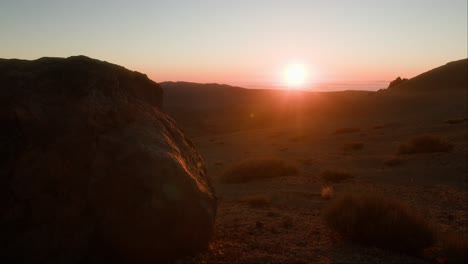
left=0, top=56, right=216, bottom=263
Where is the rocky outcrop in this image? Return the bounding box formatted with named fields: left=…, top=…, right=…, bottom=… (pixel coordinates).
left=387, top=76, right=408, bottom=89
left=0, top=56, right=216, bottom=263
left=385, top=59, right=467, bottom=92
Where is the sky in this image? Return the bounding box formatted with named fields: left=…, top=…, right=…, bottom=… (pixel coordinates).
left=1, top=0, right=467, bottom=90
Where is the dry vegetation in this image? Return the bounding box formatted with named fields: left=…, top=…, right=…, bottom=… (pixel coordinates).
left=445, top=118, right=467, bottom=125
left=297, top=158, right=314, bottom=165
left=239, top=194, right=272, bottom=208
left=341, top=142, right=364, bottom=152
left=332, top=127, right=361, bottom=135
left=384, top=156, right=403, bottom=167
left=398, top=134, right=454, bottom=155
left=220, top=158, right=298, bottom=183
left=323, top=192, right=436, bottom=255
left=320, top=169, right=353, bottom=183
left=321, top=186, right=334, bottom=200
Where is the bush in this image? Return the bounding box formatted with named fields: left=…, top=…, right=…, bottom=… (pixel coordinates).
left=398, top=134, right=454, bottom=155
left=445, top=118, right=467, bottom=125
left=220, top=158, right=298, bottom=183
left=321, top=186, right=334, bottom=200
left=320, top=170, right=353, bottom=183
left=323, top=192, right=435, bottom=254
left=384, top=156, right=403, bottom=167
left=239, top=194, right=272, bottom=208
left=341, top=142, right=364, bottom=152
left=332, top=127, right=361, bottom=135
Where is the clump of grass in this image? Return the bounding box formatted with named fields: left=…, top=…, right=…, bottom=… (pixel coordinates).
left=290, top=135, right=308, bottom=142
left=220, top=158, right=298, bottom=183
left=282, top=217, right=293, bottom=229
left=341, top=142, right=364, bottom=152
left=384, top=156, right=403, bottom=167
left=398, top=134, right=454, bottom=155
left=332, top=127, right=361, bottom=135
left=239, top=194, right=272, bottom=208
left=297, top=158, right=314, bottom=165
left=320, top=170, right=353, bottom=183
left=323, top=192, right=435, bottom=255
left=445, top=118, right=467, bottom=125
left=321, top=186, right=334, bottom=200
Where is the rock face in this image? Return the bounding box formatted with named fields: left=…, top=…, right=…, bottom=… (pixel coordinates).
left=0, top=56, right=216, bottom=263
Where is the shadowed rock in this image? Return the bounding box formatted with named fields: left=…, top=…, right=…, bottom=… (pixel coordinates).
left=0, top=56, right=216, bottom=263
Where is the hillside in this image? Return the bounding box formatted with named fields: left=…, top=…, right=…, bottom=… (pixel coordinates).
left=385, top=58, right=467, bottom=92
left=161, top=59, right=467, bottom=136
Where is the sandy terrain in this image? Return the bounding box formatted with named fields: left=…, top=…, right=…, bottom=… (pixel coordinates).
left=176, top=117, right=467, bottom=263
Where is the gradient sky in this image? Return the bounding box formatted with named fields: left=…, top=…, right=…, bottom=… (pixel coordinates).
left=1, top=0, right=466, bottom=90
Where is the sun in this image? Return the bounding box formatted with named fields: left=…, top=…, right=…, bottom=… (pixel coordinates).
left=284, top=64, right=307, bottom=88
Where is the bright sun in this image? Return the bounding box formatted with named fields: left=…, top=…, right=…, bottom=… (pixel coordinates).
left=284, top=64, right=307, bottom=88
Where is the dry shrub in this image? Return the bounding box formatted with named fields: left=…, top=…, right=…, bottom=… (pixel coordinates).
left=332, top=127, right=361, bottom=135
left=321, top=186, right=334, bottom=200
left=445, top=118, right=467, bottom=125
left=320, top=170, right=353, bottom=183
left=297, top=158, right=314, bottom=165
left=220, top=158, right=298, bottom=183
left=341, top=142, right=364, bottom=152
left=384, top=156, right=403, bottom=167
left=398, top=134, right=454, bottom=155
left=240, top=194, right=272, bottom=208
left=323, top=192, right=435, bottom=254
left=291, top=135, right=308, bottom=142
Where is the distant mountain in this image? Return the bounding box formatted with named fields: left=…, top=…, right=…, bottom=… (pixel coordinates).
left=385, top=58, right=467, bottom=92
left=161, top=59, right=467, bottom=136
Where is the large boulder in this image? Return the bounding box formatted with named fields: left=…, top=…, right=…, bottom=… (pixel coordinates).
left=0, top=56, right=216, bottom=263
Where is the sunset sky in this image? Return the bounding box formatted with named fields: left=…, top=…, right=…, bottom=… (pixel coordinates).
left=1, top=0, right=466, bottom=90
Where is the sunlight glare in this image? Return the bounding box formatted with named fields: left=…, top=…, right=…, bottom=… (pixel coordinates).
left=284, top=64, right=307, bottom=88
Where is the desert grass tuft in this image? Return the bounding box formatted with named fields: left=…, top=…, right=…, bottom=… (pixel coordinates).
left=220, top=158, right=298, bottom=183
left=297, top=158, right=314, bottom=166
left=341, top=142, right=364, bottom=152
left=384, top=156, right=403, bottom=167
left=323, top=192, right=435, bottom=255
left=398, top=134, right=453, bottom=155
left=332, top=127, right=361, bottom=135
left=320, top=169, right=353, bottom=183
left=321, top=186, right=334, bottom=200
left=444, top=118, right=467, bottom=125
left=239, top=194, right=272, bottom=208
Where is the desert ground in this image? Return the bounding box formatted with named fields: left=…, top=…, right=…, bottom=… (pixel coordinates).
left=165, top=60, right=467, bottom=263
